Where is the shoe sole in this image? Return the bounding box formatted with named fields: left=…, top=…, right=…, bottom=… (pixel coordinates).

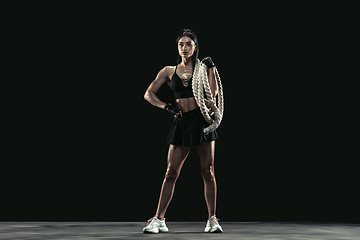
left=210, top=227, right=223, bottom=233
left=143, top=228, right=159, bottom=234
left=205, top=229, right=223, bottom=233
left=143, top=228, right=169, bottom=234
left=159, top=228, right=169, bottom=233
left=143, top=230, right=159, bottom=234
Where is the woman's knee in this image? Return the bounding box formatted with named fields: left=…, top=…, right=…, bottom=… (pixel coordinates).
left=201, top=165, right=215, bottom=181
left=164, top=168, right=180, bottom=182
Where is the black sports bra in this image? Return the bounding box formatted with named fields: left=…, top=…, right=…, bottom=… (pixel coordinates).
left=170, top=66, right=194, bottom=99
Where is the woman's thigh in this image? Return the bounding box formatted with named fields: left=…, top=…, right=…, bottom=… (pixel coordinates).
left=196, top=141, right=215, bottom=168
left=166, top=144, right=191, bottom=174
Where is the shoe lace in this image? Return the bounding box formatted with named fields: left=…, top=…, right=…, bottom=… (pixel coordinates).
left=146, top=217, right=158, bottom=227
left=209, top=216, right=220, bottom=225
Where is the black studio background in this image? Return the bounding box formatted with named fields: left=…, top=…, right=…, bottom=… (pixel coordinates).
left=9, top=4, right=357, bottom=223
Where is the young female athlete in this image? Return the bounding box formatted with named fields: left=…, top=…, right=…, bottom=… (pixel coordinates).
left=143, top=29, right=223, bottom=234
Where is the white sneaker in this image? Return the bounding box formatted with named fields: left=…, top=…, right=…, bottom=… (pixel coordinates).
left=204, top=216, right=223, bottom=233
left=143, top=217, right=169, bottom=234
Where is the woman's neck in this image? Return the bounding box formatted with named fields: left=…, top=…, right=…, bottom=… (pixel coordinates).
left=180, top=57, right=192, bottom=67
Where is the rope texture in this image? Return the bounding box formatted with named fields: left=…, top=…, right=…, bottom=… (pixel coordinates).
left=192, top=58, right=224, bottom=134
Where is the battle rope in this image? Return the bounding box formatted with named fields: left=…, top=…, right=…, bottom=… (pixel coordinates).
left=192, top=58, right=224, bottom=134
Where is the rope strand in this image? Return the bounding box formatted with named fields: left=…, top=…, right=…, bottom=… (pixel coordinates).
left=192, top=58, right=224, bottom=134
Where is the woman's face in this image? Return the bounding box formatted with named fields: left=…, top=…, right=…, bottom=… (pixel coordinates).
left=178, top=36, right=196, bottom=59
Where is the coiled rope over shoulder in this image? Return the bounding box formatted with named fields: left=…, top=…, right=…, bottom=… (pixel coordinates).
left=192, top=58, right=224, bottom=134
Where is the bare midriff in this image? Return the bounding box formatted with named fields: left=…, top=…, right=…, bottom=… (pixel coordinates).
left=176, top=97, right=198, bottom=112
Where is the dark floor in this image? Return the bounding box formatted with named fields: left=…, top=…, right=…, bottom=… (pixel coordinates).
left=1, top=222, right=359, bottom=239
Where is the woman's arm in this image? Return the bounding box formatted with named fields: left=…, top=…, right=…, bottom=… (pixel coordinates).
left=144, top=66, right=171, bottom=109
left=202, top=57, right=218, bottom=99
left=207, top=67, right=218, bottom=99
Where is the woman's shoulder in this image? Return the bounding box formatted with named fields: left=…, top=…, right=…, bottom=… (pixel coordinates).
left=160, top=66, right=176, bottom=79
left=165, top=65, right=176, bottom=73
